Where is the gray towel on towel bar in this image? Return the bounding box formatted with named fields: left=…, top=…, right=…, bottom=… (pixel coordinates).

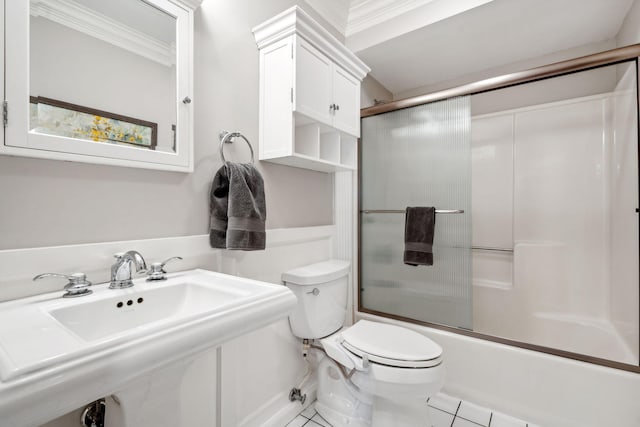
left=404, top=207, right=436, bottom=266
left=209, top=162, right=266, bottom=250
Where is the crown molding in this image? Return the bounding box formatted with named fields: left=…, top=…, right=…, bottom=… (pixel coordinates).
left=304, top=0, right=349, bottom=35
left=345, top=0, right=494, bottom=52
left=31, top=0, right=176, bottom=67
left=252, top=6, right=370, bottom=80
left=171, top=0, right=203, bottom=10
left=346, top=0, right=434, bottom=36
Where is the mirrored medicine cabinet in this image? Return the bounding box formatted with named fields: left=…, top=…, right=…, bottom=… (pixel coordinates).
left=1, top=0, right=199, bottom=172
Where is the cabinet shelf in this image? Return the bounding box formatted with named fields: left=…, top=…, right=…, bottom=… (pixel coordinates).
left=266, top=152, right=355, bottom=173
left=291, top=121, right=357, bottom=171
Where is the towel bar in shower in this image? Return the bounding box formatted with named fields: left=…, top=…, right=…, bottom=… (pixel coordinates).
left=361, top=209, right=464, bottom=214
left=219, top=131, right=255, bottom=164
left=471, top=246, right=513, bottom=252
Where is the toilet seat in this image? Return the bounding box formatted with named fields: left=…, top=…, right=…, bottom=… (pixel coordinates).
left=340, top=320, right=442, bottom=368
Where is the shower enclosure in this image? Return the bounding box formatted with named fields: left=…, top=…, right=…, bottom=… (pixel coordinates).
left=361, top=97, right=473, bottom=329
left=359, top=46, right=640, bottom=371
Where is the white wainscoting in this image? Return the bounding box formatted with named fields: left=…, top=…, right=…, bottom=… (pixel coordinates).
left=218, top=225, right=333, bottom=427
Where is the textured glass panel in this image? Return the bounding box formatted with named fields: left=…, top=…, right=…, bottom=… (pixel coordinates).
left=360, top=61, right=640, bottom=370
left=360, top=96, right=472, bottom=329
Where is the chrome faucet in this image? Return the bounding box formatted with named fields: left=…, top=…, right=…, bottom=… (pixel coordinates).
left=110, top=251, right=147, bottom=289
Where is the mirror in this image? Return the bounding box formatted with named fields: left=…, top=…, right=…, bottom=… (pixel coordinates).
left=3, top=0, right=194, bottom=172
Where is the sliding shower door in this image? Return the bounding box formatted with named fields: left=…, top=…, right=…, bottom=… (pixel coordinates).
left=360, top=59, right=640, bottom=370
left=360, top=96, right=472, bottom=329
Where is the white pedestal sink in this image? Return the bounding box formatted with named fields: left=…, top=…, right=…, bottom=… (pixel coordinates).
left=0, top=269, right=296, bottom=426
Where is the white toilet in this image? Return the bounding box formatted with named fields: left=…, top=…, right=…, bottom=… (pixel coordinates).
left=283, top=260, right=444, bottom=427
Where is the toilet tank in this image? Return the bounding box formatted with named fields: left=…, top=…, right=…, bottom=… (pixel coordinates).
left=282, top=260, right=350, bottom=339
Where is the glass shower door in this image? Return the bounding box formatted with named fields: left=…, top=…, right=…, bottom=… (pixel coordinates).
left=360, top=96, right=472, bottom=329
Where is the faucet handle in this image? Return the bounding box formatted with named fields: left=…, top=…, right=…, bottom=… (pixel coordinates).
left=146, top=256, right=183, bottom=281
left=33, top=272, right=93, bottom=298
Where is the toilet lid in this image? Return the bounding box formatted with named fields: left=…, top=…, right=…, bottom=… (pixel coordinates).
left=341, top=320, right=442, bottom=368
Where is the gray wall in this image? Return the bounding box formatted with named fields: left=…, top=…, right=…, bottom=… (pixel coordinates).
left=617, top=0, right=640, bottom=46
left=0, top=0, right=335, bottom=250
left=361, top=75, right=393, bottom=108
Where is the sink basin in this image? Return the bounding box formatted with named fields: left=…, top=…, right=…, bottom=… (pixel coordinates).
left=49, top=282, right=249, bottom=342
left=0, top=269, right=296, bottom=426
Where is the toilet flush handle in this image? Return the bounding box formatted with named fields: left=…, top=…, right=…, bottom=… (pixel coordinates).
left=307, top=288, right=320, bottom=296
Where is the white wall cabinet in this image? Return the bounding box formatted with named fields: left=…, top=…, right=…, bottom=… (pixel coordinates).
left=330, top=66, right=360, bottom=136
left=295, top=37, right=333, bottom=126
left=295, top=38, right=360, bottom=136
left=253, top=7, right=369, bottom=172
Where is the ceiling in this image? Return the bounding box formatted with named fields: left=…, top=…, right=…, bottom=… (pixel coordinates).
left=305, top=0, right=635, bottom=96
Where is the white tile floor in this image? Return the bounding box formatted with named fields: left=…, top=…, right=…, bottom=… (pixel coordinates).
left=286, top=402, right=333, bottom=427
left=285, top=393, right=539, bottom=427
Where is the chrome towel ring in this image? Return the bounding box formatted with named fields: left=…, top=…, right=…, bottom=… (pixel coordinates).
left=219, top=131, right=255, bottom=164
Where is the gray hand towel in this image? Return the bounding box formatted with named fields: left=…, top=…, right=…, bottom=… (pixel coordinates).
left=404, top=206, right=436, bottom=266
left=209, top=162, right=266, bottom=250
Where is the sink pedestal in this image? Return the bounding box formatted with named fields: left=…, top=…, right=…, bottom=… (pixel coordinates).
left=0, top=269, right=295, bottom=426
left=106, top=358, right=192, bottom=427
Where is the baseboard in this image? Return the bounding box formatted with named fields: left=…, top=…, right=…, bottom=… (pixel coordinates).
left=239, top=380, right=318, bottom=427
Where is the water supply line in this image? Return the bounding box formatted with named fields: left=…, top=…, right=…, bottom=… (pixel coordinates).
left=290, top=338, right=362, bottom=404
left=289, top=339, right=312, bottom=404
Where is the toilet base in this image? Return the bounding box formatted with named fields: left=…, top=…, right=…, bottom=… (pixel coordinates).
left=316, top=400, right=371, bottom=427
left=314, top=354, right=440, bottom=427
left=315, top=358, right=372, bottom=427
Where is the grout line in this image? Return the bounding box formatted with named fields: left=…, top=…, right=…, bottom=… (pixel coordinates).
left=431, top=406, right=455, bottom=421
left=314, top=411, right=333, bottom=427
left=455, top=415, right=488, bottom=427
left=428, top=398, right=461, bottom=416
left=293, top=398, right=530, bottom=427
left=301, top=418, right=316, bottom=427
left=450, top=402, right=461, bottom=427
left=300, top=411, right=316, bottom=420
left=454, top=401, right=462, bottom=416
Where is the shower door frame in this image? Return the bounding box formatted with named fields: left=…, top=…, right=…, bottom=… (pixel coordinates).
left=358, top=43, right=640, bottom=374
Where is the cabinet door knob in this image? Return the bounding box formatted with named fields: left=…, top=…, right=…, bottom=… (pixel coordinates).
left=335, top=104, right=339, bottom=111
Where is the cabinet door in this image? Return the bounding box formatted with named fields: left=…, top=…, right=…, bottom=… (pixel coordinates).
left=331, top=65, right=360, bottom=137
left=295, top=37, right=333, bottom=125
left=259, top=37, right=295, bottom=159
